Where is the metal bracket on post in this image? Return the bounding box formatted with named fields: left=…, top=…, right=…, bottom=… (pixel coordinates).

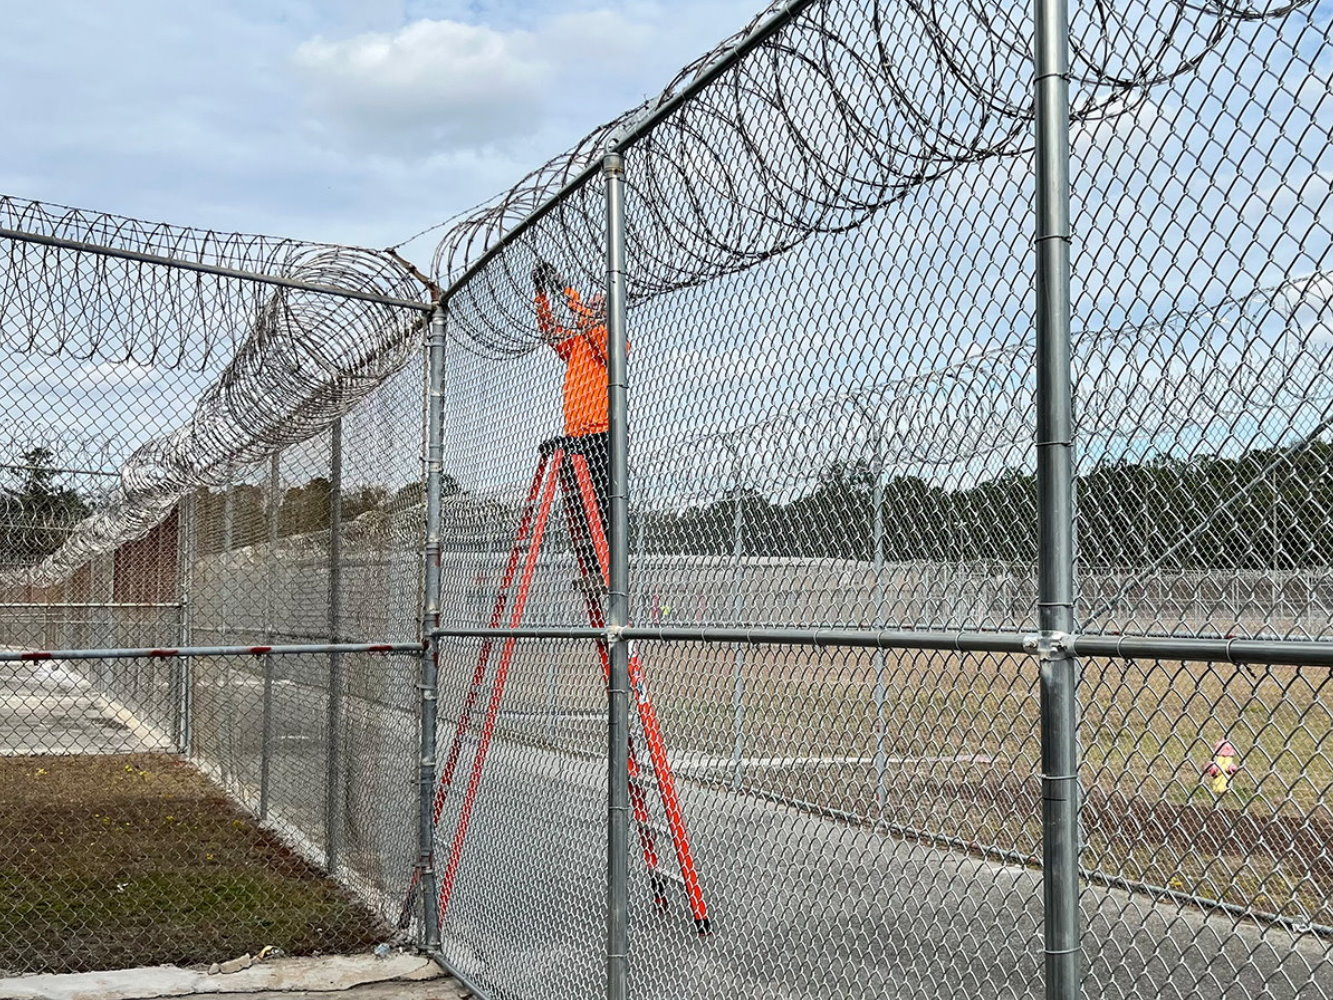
left=1023, top=631, right=1071, bottom=661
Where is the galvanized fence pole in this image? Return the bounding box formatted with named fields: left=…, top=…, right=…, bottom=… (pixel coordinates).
left=418, top=307, right=446, bottom=952
left=259, top=451, right=280, bottom=820
left=1033, top=0, right=1081, bottom=998
left=870, top=440, right=887, bottom=813
left=222, top=486, right=236, bottom=785
left=850, top=396, right=889, bottom=813
left=326, top=418, right=345, bottom=873
left=175, top=493, right=196, bottom=752
left=603, top=148, right=631, bottom=1000
left=726, top=440, right=747, bottom=790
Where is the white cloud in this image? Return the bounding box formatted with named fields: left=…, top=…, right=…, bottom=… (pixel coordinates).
left=291, top=4, right=753, bottom=156
left=294, top=19, right=549, bottom=147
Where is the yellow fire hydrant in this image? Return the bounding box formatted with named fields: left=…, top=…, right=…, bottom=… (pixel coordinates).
left=1202, top=739, right=1240, bottom=794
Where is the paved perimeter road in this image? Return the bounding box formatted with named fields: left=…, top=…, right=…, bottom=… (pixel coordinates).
left=5, top=658, right=1330, bottom=1000
left=436, top=738, right=1333, bottom=1000
left=0, top=659, right=160, bottom=755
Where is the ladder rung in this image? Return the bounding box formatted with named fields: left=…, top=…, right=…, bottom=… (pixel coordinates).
left=649, top=865, right=687, bottom=886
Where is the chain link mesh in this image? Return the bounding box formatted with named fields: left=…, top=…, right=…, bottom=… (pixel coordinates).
left=0, top=198, right=429, bottom=973
left=1, top=0, right=1331, bottom=996
left=423, top=1, right=1332, bottom=998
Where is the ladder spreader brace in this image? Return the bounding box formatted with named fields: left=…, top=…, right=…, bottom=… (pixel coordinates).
left=401, top=436, right=710, bottom=934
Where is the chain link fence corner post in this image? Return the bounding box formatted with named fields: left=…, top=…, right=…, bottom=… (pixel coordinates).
left=418, top=305, right=447, bottom=954
left=175, top=492, right=196, bottom=752
left=1033, top=0, right=1081, bottom=997
left=222, top=485, right=237, bottom=786
left=603, top=146, right=632, bottom=1000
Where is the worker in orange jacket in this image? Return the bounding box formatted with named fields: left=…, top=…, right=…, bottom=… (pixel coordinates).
left=533, top=261, right=617, bottom=596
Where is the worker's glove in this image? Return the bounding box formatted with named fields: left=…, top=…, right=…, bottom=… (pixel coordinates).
left=532, top=261, right=562, bottom=292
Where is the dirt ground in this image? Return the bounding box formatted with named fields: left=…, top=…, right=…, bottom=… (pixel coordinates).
left=0, top=752, right=388, bottom=975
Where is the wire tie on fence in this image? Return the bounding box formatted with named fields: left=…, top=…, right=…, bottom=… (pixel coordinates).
left=1044, top=946, right=1081, bottom=956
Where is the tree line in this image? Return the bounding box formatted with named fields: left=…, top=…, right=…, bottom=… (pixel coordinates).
left=637, top=442, right=1333, bottom=572
left=0, top=448, right=91, bottom=567
left=192, top=474, right=461, bottom=555
left=5, top=439, right=1330, bottom=572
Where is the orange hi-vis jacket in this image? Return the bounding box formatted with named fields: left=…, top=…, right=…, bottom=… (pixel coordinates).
left=535, top=286, right=617, bottom=437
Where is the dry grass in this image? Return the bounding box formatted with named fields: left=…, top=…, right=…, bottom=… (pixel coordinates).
left=0, top=752, right=386, bottom=975
left=467, top=638, right=1333, bottom=925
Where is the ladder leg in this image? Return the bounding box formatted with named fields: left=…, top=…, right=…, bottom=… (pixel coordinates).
left=629, top=652, right=710, bottom=931
left=437, top=450, right=565, bottom=923
left=567, top=451, right=610, bottom=586
left=397, top=451, right=554, bottom=927
left=569, top=450, right=707, bottom=926
left=435, top=452, right=553, bottom=821
left=564, top=454, right=671, bottom=908
left=587, top=631, right=668, bottom=910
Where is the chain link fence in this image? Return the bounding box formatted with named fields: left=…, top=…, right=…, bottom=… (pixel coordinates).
left=1, top=0, right=1331, bottom=998
left=0, top=198, right=432, bottom=971
left=421, top=0, right=1333, bottom=999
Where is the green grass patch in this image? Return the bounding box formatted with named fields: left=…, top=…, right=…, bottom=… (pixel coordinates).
left=0, top=753, right=386, bottom=974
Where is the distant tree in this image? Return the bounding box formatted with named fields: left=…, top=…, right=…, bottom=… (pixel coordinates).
left=279, top=477, right=332, bottom=537
left=385, top=476, right=460, bottom=513
left=195, top=484, right=265, bottom=554
left=0, top=447, right=90, bottom=564
left=342, top=485, right=389, bottom=521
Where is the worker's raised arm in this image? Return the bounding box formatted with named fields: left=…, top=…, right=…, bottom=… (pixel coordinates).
left=533, top=263, right=576, bottom=357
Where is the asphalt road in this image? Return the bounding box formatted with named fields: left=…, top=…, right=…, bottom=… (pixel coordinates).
left=3, top=655, right=1330, bottom=1000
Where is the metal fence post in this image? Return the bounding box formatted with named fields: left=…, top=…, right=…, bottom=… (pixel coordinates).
left=222, top=486, right=236, bottom=785
left=259, top=451, right=280, bottom=820
left=726, top=440, right=747, bottom=790
left=603, top=148, right=631, bottom=1000
left=176, top=493, right=195, bottom=752
left=419, top=307, right=446, bottom=951
left=326, top=418, right=345, bottom=873
left=1033, top=0, right=1081, bottom=998
left=870, top=435, right=887, bottom=814
left=851, top=397, right=889, bottom=813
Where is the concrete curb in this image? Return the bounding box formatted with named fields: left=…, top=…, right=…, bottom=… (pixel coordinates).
left=0, top=954, right=444, bottom=1000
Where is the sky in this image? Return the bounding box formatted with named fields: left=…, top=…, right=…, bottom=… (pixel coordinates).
left=2, top=0, right=1331, bottom=597
left=0, top=0, right=762, bottom=254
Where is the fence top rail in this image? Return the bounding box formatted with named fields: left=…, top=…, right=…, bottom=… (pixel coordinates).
left=429, top=623, right=1333, bottom=666
left=0, top=224, right=434, bottom=312
left=0, top=641, right=424, bottom=662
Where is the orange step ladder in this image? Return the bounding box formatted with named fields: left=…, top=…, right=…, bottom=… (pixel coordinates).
left=410, top=436, right=709, bottom=933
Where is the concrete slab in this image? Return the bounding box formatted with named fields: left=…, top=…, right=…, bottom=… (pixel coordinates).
left=202, top=985, right=468, bottom=1000
left=0, top=660, right=159, bottom=756
left=0, top=954, right=457, bottom=1000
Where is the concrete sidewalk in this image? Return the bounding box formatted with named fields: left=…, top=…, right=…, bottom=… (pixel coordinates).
left=0, top=954, right=468, bottom=1000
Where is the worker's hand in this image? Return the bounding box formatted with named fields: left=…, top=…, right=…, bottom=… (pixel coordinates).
left=531, top=261, right=561, bottom=292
